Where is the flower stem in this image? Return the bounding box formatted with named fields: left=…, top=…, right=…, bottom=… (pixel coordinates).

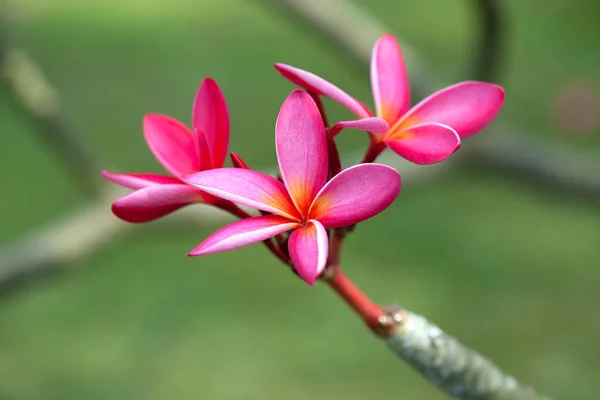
left=263, top=238, right=290, bottom=264
left=361, top=140, right=386, bottom=163
left=323, top=230, right=394, bottom=335
left=325, top=267, right=385, bottom=331
left=327, top=137, right=342, bottom=177
left=218, top=201, right=251, bottom=219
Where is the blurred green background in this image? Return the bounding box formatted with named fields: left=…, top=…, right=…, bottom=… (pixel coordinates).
left=1, top=0, right=599, bottom=399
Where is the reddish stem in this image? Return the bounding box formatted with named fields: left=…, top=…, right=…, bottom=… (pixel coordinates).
left=324, top=230, right=384, bottom=331
left=326, top=267, right=384, bottom=330
left=361, top=141, right=386, bottom=163
left=218, top=200, right=251, bottom=219
left=327, top=228, right=345, bottom=267
left=264, top=238, right=290, bottom=264
left=327, top=137, right=342, bottom=178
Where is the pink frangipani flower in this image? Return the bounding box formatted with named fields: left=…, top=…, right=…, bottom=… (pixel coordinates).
left=275, top=33, right=505, bottom=164
left=182, top=90, right=401, bottom=285
left=102, top=78, right=232, bottom=223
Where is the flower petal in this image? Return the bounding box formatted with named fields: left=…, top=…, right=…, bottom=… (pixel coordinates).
left=385, top=123, right=461, bottom=165
left=229, top=152, right=249, bottom=169
left=102, top=170, right=181, bottom=190
left=288, top=219, right=328, bottom=286
left=371, top=33, right=410, bottom=124
left=193, top=78, right=230, bottom=167
left=398, top=81, right=505, bottom=138
left=309, top=163, right=400, bottom=228
left=189, top=215, right=300, bottom=256
left=274, top=63, right=372, bottom=118
left=195, top=129, right=214, bottom=170
left=328, top=117, right=389, bottom=139
left=276, top=90, right=328, bottom=215
left=181, top=168, right=300, bottom=220
left=144, top=114, right=200, bottom=176
left=112, top=184, right=202, bottom=223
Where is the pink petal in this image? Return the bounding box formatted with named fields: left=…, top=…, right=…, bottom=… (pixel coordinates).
left=398, top=81, right=505, bottom=138
left=274, top=63, right=372, bottom=119
left=181, top=168, right=301, bottom=220
left=189, top=215, right=300, bottom=256
left=193, top=78, right=230, bottom=167
left=229, top=152, right=249, bottom=169
left=276, top=90, right=328, bottom=215
left=309, top=163, right=400, bottom=228
left=328, top=117, right=390, bottom=139
left=102, top=170, right=181, bottom=190
left=143, top=114, right=200, bottom=177
left=112, top=184, right=202, bottom=223
left=288, top=220, right=328, bottom=286
left=371, top=33, right=410, bottom=124
left=195, top=129, right=214, bottom=171
left=385, top=123, right=461, bottom=165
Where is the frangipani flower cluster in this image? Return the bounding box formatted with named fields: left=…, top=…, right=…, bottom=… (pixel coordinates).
left=103, top=33, right=505, bottom=286
left=183, top=90, right=400, bottom=285
left=276, top=34, right=504, bottom=164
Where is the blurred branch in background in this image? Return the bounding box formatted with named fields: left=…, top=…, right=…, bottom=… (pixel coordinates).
left=0, top=5, right=100, bottom=197
left=472, top=0, right=503, bottom=81
left=468, top=134, right=600, bottom=200
left=0, top=189, right=134, bottom=295
left=0, top=187, right=240, bottom=295
left=257, top=0, right=600, bottom=201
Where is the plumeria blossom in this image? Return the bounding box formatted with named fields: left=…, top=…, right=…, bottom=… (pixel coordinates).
left=102, top=78, right=233, bottom=223
left=182, top=90, right=401, bottom=285
left=275, top=33, right=505, bottom=165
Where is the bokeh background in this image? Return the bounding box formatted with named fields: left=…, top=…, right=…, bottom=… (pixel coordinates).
left=1, top=0, right=599, bottom=399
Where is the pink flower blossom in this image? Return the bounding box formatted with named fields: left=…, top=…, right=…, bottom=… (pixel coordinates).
left=182, top=90, right=401, bottom=285
left=275, top=33, right=505, bottom=164
left=102, top=78, right=231, bottom=222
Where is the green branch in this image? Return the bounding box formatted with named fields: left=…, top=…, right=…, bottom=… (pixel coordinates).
left=386, top=308, right=552, bottom=400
